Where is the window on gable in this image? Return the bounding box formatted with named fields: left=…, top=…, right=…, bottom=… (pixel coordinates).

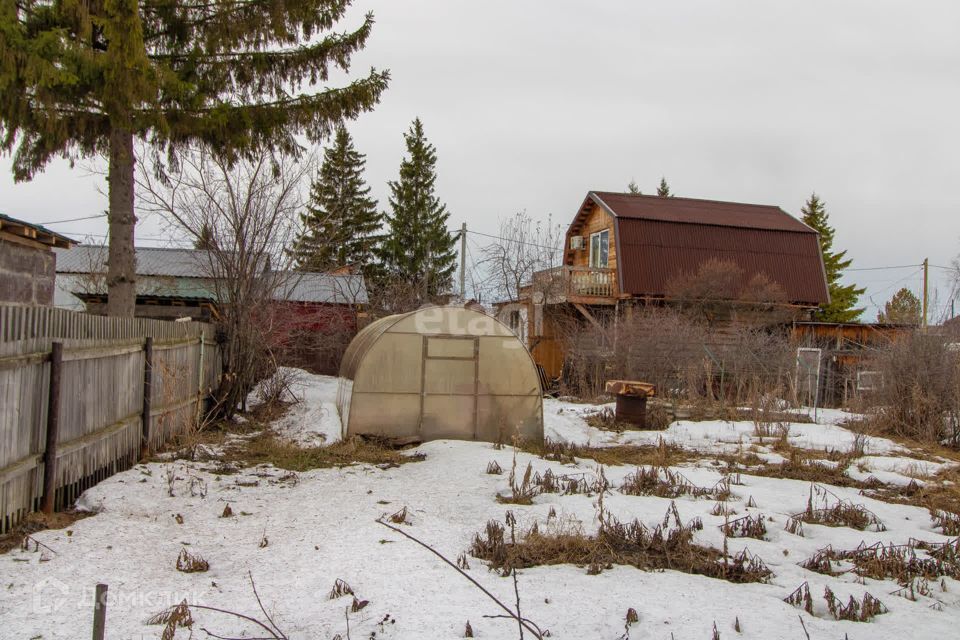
left=589, top=229, right=609, bottom=268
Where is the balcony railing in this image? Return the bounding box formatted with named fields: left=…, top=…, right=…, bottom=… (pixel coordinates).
left=531, top=266, right=617, bottom=302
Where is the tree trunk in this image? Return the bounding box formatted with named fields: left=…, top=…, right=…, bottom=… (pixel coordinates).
left=106, top=127, right=137, bottom=317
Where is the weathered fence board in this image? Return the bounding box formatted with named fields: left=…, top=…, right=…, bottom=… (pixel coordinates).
left=0, top=305, right=222, bottom=533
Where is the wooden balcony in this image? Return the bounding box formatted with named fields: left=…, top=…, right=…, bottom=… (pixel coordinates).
left=530, top=266, right=618, bottom=304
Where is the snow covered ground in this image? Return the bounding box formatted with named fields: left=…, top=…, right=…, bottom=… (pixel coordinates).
left=2, top=370, right=959, bottom=639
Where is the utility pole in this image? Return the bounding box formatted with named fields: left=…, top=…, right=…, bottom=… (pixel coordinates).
left=459, top=222, right=467, bottom=302
left=922, top=257, right=929, bottom=328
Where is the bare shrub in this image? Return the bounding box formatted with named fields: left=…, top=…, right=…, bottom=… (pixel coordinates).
left=138, top=149, right=317, bottom=422
left=860, top=331, right=960, bottom=448
left=665, top=259, right=792, bottom=327
left=486, top=460, right=503, bottom=475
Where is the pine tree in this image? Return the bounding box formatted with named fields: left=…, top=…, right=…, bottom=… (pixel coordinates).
left=289, top=126, right=381, bottom=274
left=657, top=177, right=672, bottom=197
left=627, top=179, right=643, bottom=195
left=1, top=1, right=388, bottom=316
left=878, top=288, right=921, bottom=325
left=379, top=118, right=456, bottom=301
left=801, top=193, right=865, bottom=322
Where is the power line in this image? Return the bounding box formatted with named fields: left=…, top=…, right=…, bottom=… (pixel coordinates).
left=464, top=228, right=562, bottom=252
left=846, top=263, right=921, bottom=272
left=39, top=213, right=108, bottom=225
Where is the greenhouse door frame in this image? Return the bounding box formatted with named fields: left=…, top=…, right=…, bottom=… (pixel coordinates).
left=420, top=335, right=481, bottom=439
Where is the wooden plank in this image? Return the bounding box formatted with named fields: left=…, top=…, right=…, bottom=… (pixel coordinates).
left=41, top=342, right=62, bottom=513
left=573, top=303, right=604, bottom=332
left=0, top=303, right=221, bottom=533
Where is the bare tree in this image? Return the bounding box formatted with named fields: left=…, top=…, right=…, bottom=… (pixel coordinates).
left=137, top=148, right=314, bottom=419
left=479, top=211, right=564, bottom=304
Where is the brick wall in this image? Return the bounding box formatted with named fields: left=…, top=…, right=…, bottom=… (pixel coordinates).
left=0, top=237, right=56, bottom=305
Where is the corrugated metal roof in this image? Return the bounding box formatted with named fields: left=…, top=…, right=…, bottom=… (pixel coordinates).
left=55, top=245, right=215, bottom=277
left=590, top=192, right=814, bottom=233
left=55, top=246, right=368, bottom=305
left=273, top=271, right=369, bottom=305
left=616, top=218, right=830, bottom=306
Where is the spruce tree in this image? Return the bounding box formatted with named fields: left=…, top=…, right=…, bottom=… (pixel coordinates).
left=379, top=118, right=456, bottom=301
left=627, top=179, right=642, bottom=195
left=1, top=1, right=388, bottom=316
left=877, top=288, right=921, bottom=325
left=289, top=126, right=380, bottom=274
left=657, top=177, right=672, bottom=197
left=801, top=193, right=865, bottom=322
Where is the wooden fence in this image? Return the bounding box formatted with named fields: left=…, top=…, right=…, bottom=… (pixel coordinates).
left=0, top=305, right=221, bottom=534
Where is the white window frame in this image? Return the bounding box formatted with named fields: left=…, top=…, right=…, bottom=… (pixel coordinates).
left=589, top=229, right=609, bottom=268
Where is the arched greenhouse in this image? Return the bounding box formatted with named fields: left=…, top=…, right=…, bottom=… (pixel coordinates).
left=337, top=306, right=543, bottom=443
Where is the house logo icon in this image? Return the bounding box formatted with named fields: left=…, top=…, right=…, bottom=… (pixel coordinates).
left=32, top=577, right=71, bottom=613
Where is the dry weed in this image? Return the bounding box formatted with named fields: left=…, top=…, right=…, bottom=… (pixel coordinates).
left=497, top=454, right=539, bottom=505
left=176, top=548, right=209, bottom=573
left=232, top=431, right=425, bottom=471
left=620, top=466, right=730, bottom=500
left=721, top=514, right=767, bottom=539
left=794, top=485, right=885, bottom=532
left=801, top=538, right=960, bottom=585
left=469, top=502, right=771, bottom=584
left=329, top=578, right=354, bottom=599
left=824, top=586, right=888, bottom=622
left=518, top=437, right=690, bottom=467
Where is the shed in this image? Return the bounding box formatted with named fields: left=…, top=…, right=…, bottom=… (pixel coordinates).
left=0, top=214, right=75, bottom=305
left=337, top=306, right=543, bottom=443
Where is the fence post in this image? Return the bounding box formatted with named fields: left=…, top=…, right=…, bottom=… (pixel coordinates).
left=141, top=337, right=153, bottom=456
left=40, top=341, right=63, bottom=514
left=195, top=333, right=205, bottom=428
left=92, top=583, right=108, bottom=640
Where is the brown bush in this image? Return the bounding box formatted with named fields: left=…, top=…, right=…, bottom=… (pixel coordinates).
left=558, top=304, right=797, bottom=407
left=860, top=332, right=960, bottom=448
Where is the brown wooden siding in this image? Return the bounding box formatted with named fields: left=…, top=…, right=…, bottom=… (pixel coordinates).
left=567, top=204, right=616, bottom=270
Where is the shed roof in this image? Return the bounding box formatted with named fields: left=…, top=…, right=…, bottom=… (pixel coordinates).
left=0, top=213, right=76, bottom=248
left=273, top=271, right=368, bottom=305
left=55, top=245, right=367, bottom=305
left=55, top=245, right=215, bottom=278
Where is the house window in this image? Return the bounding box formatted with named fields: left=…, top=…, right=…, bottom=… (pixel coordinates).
left=589, top=229, right=609, bottom=268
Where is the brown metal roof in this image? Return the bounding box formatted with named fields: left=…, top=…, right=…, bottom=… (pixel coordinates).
left=615, top=217, right=829, bottom=306
left=591, top=191, right=814, bottom=233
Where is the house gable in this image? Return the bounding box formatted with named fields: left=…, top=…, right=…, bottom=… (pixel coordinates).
left=563, top=191, right=830, bottom=307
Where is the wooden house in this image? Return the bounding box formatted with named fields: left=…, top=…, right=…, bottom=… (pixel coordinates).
left=506, top=191, right=831, bottom=379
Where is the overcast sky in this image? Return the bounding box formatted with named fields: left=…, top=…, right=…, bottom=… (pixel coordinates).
left=2, top=1, right=958, bottom=320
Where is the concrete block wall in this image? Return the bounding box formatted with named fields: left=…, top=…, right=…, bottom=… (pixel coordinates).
left=0, top=238, right=56, bottom=305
